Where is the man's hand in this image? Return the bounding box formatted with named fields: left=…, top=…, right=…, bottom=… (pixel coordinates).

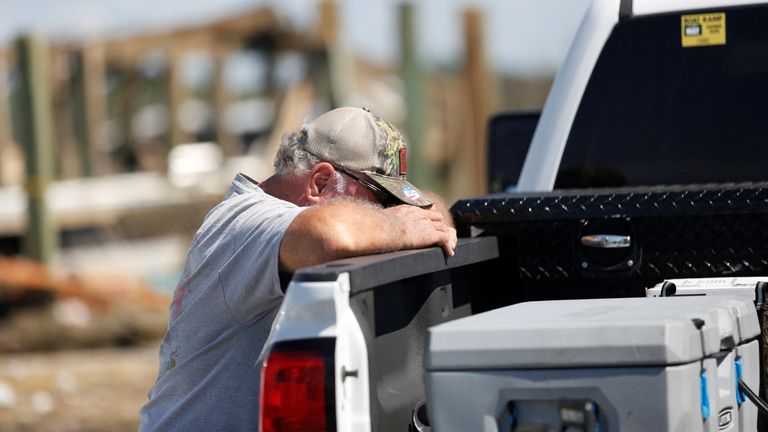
left=422, top=192, right=455, bottom=228
left=384, top=205, right=457, bottom=257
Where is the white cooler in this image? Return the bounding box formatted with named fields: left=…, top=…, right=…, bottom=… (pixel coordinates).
left=647, top=277, right=768, bottom=432
left=425, top=296, right=760, bottom=432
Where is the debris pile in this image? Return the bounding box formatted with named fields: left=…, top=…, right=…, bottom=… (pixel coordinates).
left=0, top=257, right=170, bottom=353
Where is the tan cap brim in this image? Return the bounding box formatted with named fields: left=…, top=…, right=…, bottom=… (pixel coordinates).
left=364, top=172, right=433, bottom=207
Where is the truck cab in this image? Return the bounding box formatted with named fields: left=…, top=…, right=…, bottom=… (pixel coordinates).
left=495, top=0, right=768, bottom=193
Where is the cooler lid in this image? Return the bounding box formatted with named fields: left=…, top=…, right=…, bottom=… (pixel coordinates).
left=647, top=278, right=763, bottom=345
left=426, top=297, right=750, bottom=371
left=718, top=297, right=761, bottom=345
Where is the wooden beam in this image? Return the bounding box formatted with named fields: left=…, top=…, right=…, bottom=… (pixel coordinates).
left=102, top=8, right=285, bottom=68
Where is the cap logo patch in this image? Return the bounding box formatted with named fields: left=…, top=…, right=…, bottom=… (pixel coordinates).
left=402, top=185, right=421, bottom=200
left=399, top=148, right=407, bottom=175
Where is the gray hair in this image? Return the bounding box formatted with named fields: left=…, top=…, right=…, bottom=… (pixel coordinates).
left=273, top=127, right=346, bottom=193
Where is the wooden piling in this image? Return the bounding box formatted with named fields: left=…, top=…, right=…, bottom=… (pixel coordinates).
left=167, top=48, right=191, bottom=147
left=462, top=8, right=492, bottom=196
left=0, top=49, right=12, bottom=185
left=319, top=0, right=354, bottom=107
left=52, top=47, right=80, bottom=179
left=71, top=50, right=93, bottom=177
left=212, top=47, right=237, bottom=155
left=82, top=42, right=109, bottom=175
left=399, top=3, right=437, bottom=192
left=15, top=35, right=59, bottom=263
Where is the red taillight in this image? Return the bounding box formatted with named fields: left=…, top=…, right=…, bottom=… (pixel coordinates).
left=261, top=351, right=328, bottom=432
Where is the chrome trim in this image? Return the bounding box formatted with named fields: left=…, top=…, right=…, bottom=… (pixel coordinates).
left=580, top=234, right=631, bottom=248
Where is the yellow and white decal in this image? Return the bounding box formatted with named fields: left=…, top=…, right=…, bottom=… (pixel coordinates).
left=681, top=12, right=726, bottom=47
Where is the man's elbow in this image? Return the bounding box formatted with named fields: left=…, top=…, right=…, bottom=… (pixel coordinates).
left=280, top=214, right=359, bottom=271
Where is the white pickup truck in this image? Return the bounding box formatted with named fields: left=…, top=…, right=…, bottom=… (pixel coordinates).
left=260, top=0, right=768, bottom=431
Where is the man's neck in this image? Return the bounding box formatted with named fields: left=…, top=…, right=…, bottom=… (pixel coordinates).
left=260, top=174, right=309, bottom=206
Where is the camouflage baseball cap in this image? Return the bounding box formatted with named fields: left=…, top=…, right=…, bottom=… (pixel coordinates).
left=302, top=107, right=432, bottom=207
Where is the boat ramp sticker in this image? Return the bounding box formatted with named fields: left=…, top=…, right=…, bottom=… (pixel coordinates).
left=681, top=12, right=726, bottom=47
left=402, top=185, right=421, bottom=200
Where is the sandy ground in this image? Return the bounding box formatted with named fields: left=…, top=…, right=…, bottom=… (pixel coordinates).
left=0, top=341, right=160, bottom=432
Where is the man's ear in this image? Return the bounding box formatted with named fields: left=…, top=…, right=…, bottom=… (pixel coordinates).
left=306, top=162, right=336, bottom=203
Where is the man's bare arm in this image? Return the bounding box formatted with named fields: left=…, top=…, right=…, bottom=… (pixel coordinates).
left=279, top=199, right=457, bottom=272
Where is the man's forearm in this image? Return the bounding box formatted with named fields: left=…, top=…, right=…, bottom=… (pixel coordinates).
left=279, top=198, right=456, bottom=272
left=279, top=199, right=405, bottom=271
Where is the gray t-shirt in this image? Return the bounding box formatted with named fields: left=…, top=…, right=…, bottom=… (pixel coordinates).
left=140, top=173, right=306, bottom=431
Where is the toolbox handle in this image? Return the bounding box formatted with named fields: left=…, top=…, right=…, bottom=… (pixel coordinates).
left=580, top=234, right=631, bottom=249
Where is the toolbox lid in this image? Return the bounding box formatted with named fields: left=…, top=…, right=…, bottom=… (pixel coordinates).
left=427, top=297, right=756, bottom=371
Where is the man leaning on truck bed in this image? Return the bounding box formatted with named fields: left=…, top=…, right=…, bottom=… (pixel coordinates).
left=139, top=106, right=457, bottom=431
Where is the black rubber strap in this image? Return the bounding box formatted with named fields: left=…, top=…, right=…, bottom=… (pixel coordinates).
left=739, top=379, right=768, bottom=416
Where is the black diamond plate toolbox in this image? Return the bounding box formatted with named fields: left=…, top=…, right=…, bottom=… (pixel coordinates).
left=451, top=183, right=768, bottom=299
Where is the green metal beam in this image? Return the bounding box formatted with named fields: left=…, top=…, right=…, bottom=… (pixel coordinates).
left=15, top=35, right=59, bottom=263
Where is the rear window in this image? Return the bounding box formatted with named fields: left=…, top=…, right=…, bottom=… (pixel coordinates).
left=555, top=5, right=768, bottom=189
